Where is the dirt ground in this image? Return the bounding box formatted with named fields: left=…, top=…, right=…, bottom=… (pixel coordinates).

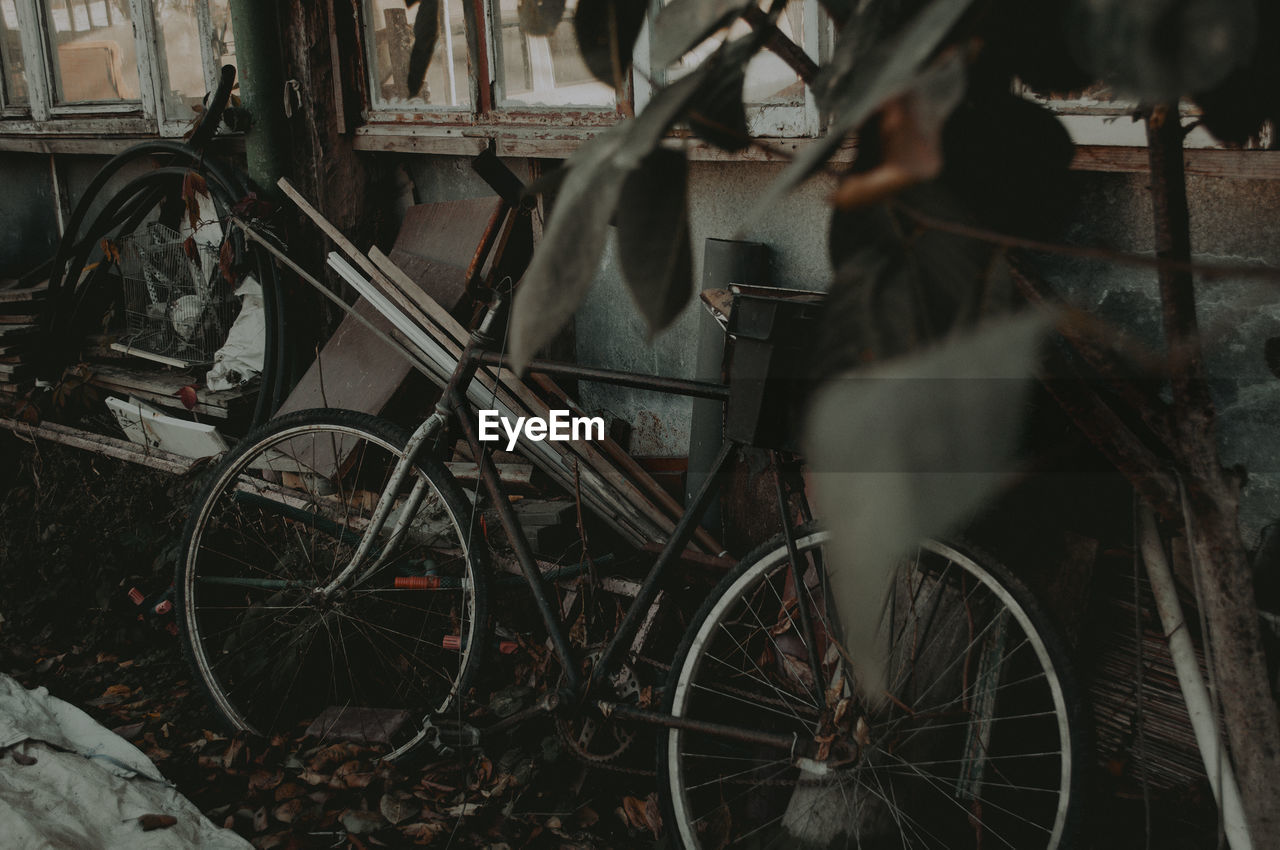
left=0, top=436, right=663, bottom=849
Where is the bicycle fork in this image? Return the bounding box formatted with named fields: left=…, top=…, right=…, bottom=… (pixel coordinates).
left=318, top=411, right=448, bottom=597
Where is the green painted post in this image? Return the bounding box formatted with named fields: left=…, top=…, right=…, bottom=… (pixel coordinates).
left=228, top=0, right=290, bottom=200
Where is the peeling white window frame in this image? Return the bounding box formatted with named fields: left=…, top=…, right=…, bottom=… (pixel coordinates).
left=357, top=0, right=830, bottom=143
left=0, top=0, right=226, bottom=137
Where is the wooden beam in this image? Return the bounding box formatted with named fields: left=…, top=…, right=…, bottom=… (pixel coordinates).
left=0, top=417, right=197, bottom=475
left=1072, top=145, right=1280, bottom=180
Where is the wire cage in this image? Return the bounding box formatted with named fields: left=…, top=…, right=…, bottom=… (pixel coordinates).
left=118, top=222, right=237, bottom=366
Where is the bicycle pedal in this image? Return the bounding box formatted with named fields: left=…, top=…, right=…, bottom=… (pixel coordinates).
left=422, top=717, right=481, bottom=756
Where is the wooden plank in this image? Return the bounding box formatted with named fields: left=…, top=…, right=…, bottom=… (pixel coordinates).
left=0, top=324, right=38, bottom=339
left=1072, top=145, right=1280, bottom=180
left=286, top=179, right=678, bottom=548
left=366, top=247, right=701, bottom=549
left=329, top=254, right=661, bottom=547
left=87, top=364, right=256, bottom=420
left=366, top=249, right=683, bottom=541
left=392, top=198, right=498, bottom=294
left=277, top=298, right=414, bottom=417
left=0, top=417, right=196, bottom=475
left=386, top=249, right=470, bottom=316
left=0, top=314, right=39, bottom=324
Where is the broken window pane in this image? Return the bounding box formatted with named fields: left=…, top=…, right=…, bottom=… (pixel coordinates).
left=1, top=0, right=28, bottom=106
left=366, top=0, right=471, bottom=109
left=42, top=0, right=142, bottom=104
left=157, top=0, right=205, bottom=118
left=493, top=0, right=614, bottom=108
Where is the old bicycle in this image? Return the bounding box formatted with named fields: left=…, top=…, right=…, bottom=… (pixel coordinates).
left=174, top=154, right=1087, bottom=849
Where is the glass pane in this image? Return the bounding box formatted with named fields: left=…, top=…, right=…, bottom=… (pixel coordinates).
left=1, top=0, right=28, bottom=106
left=367, top=0, right=471, bottom=109
left=43, top=0, right=142, bottom=104
left=157, top=0, right=205, bottom=118
left=667, top=0, right=807, bottom=105
left=493, top=0, right=614, bottom=108
left=208, top=0, right=235, bottom=72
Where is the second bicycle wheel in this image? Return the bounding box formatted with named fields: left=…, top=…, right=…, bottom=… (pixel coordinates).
left=176, top=409, right=489, bottom=761
left=661, top=527, right=1086, bottom=850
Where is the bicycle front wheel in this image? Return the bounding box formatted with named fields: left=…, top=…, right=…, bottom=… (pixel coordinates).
left=661, top=528, right=1086, bottom=850
left=176, top=409, right=489, bottom=761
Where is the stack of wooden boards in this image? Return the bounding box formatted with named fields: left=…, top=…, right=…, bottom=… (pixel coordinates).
left=276, top=178, right=718, bottom=555
left=0, top=278, right=46, bottom=402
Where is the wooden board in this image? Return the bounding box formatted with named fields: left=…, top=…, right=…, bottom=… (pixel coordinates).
left=87, top=364, right=257, bottom=420
left=395, top=198, right=499, bottom=270
left=277, top=297, right=413, bottom=417
left=0, top=324, right=38, bottom=339
left=281, top=178, right=697, bottom=550
left=386, top=248, right=470, bottom=314
left=391, top=199, right=499, bottom=317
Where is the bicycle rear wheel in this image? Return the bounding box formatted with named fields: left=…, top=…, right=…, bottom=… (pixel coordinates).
left=176, top=409, right=489, bottom=761
left=660, top=527, right=1086, bottom=850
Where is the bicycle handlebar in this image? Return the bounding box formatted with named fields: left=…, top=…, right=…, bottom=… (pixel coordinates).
left=188, top=64, right=237, bottom=152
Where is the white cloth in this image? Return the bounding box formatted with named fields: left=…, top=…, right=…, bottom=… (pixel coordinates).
left=0, top=674, right=250, bottom=849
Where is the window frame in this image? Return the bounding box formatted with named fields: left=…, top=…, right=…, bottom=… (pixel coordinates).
left=0, top=0, right=229, bottom=137
left=357, top=0, right=828, bottom=146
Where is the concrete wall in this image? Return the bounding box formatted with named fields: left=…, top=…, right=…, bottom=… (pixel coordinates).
left=575, top=161, right=836, bottom=455
left=0, top=154, right=59, bottom=276
left=1037, top=171, right=1280, bottom=547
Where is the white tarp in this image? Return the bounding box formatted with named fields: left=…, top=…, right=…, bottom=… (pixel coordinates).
left=0, top=674, right=250, bottom=849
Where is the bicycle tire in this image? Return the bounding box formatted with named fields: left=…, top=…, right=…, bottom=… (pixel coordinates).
left=659, top=526, right=1087, bottom=850
left=176, top=409, right=490, bottom=762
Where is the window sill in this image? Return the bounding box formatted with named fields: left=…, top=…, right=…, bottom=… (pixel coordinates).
left=0, top=132, right=245, bottom=156
left=353, top=123, right=855, bottom=163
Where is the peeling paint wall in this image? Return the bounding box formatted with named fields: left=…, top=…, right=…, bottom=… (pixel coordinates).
left=1036, top=172, right=1280, bottom=546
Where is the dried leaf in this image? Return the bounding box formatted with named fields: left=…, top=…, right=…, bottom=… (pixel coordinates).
left=138, top=814, right=178, bottom=831
left=804, top=311, right=1053, bottom=703
left=518, top=0, right=566, bottom=36
left=181, top=171, right=209, bottom=231
left=379, top=791, right=420, bottom=824
left=219, top=238, right=236, bottom=286
left=272, top=798, right=307, bottom=824
left=248, top=770, right=284, bottom=792
left=340, top=809, right=386, bottom=834
left=573, top=0, right=648, bottom=88
left=402, top=821, right=443, bottom=843
left=274, top=781, right=306, bottom=802
left=616, top=147, right=693, bottom=335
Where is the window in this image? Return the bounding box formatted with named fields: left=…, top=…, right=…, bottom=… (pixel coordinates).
left=0, top=0, right=234, bottom=135
left=359, top=0, right=828, bottom=142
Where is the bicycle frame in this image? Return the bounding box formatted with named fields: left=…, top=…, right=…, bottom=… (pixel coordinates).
left=317, top=294, right=831, bottom=757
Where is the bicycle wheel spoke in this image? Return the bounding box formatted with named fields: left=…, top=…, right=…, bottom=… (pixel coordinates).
left=664, top=531, right=1079, bottom=850
left=178, top=413, right=488, bottom=762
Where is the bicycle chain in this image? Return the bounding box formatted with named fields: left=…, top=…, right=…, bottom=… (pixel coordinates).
left=559, top=654, right=844, bottom=787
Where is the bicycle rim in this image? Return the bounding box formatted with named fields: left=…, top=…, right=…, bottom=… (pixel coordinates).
left=177, top=412, right=485, bottom=761
left=663, top=530, right=1081, bottom=850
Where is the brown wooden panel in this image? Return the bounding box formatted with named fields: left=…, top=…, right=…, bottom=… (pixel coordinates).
left=277, top=297, right=413, bottom=417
